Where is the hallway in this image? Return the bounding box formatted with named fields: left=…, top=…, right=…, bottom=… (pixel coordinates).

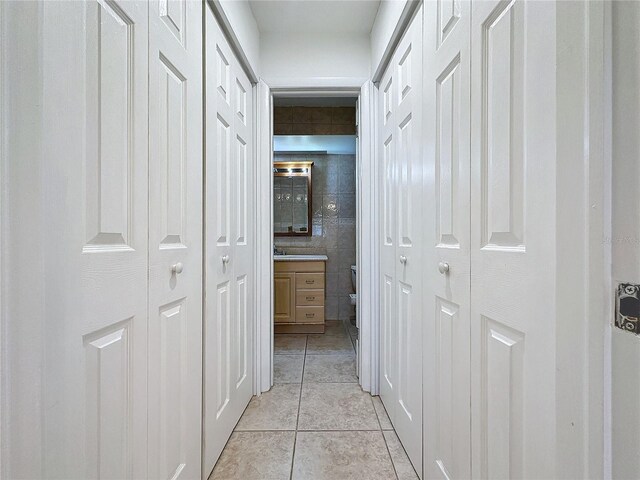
left=0, top=1, right=618, bottom=478
left=210, top=321, right=418, bottom=479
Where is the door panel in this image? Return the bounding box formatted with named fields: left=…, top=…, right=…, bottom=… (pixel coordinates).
left=41, top=1, right=149, bottom=478
left=470, top=1, right=556, bottom=478
left=156, top=299, right=190, bottom=478
left=148, top=0, right=203, bottom=478
left=205, top=12, right=236, bottom=469
left=481, top=317, right=525, bottom=479
left=479, top=0, right=525, bottom=251
left=204, top=4, right=255, bottom=474
left=378, top=6, right=424, bottom=474
left=423, top=1, right=472, bottom=479
left=231, top=23, right=255, bottom=423
left=393, top=7, right=424, bottom=471
left=379, top=64, right=396, bottom=416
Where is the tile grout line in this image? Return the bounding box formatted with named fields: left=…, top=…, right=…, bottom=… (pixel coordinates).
left=288, top=334, right=308, bottom=480
left=371, top=395, right=400, bottom=480
left=231, top=428, right=388, bottom=433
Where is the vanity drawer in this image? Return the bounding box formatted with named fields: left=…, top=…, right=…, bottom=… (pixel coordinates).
left=296, top=273, right=325, bottom=289
left=296, top=306, right=325, bottom=324
left=275, top=261, right=325, bottom=273
left=296, top=289, right=324, bottom=306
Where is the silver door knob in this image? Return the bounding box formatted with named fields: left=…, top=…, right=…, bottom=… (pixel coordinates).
left=438, top=262, right=450, bottom=274
left=400, top=255, right=407, bottom=264
left=171, top=262, right=184, bottom=274
left=222, top=255, right=230, bottom=264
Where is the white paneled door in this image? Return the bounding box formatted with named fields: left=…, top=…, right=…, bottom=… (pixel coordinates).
left=148, top=1, right=203, bottom=479
left=378, top=6, right=424, bottom=473
left=470, top=1, right=556, bottom=478
left=420, top=1, right=559, bottom=477
left=203, top=5, right=255, bottom=475
left=423, top=0, right=472, bottom=478
left=42, top=1, right=149, bottom=478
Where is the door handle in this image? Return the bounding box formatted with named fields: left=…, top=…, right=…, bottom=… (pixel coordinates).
left=222, top=255, right=230, bottom=265
left=400, top=255, right=407, bottom=265
left=171, top=262, right=184, bottom=274
left=438, top=262, right=450, bottom=274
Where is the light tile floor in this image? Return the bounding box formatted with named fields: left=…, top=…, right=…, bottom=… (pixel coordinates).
left=210, top=321, right=419, bottom=480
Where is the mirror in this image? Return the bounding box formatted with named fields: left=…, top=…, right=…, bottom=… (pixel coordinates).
left=273, top=161, right=313, bottom=236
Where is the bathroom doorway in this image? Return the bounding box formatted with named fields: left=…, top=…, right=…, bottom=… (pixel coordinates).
left=270, top=96, right=360, bottom=383
left=255, top=84, right=377, bottom=397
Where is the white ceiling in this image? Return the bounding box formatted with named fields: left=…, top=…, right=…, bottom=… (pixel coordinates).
left=249, top=0, right=381, bottom=35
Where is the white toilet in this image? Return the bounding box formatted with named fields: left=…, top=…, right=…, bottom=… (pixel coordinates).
left=349, top=265, right=357, bottom=306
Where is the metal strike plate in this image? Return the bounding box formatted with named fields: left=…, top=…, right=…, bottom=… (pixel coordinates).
left=616, top=283, right=640, bottom=335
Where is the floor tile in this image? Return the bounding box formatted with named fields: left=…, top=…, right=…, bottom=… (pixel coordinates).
left=275, top=334, right=307, bottom=355
left=274, top=354, right=304, bottom=383
left=384, top=430, right=419, bottom=480
left=324, top=319, right=342, bottom=327
left=372, top=396, right=393, bottom=430
left=292, top=431, right=396, bottom=480
left=304, top=354, right=357, bottom=383
left=306, top=333, right=354, bottom=355
left=297, top=383, right=379, bottom=431
left=323, top=321, right=347, bottom=337
left=209, top=431, right=294, bottom=480
left=235, top=384, right=300, bottom=431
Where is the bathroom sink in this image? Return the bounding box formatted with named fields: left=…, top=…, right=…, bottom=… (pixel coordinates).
left=273, top=254, right=328, bottom=261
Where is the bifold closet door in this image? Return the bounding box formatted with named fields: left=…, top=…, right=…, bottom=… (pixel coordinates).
left=203, top=5, right=255, bottom=475
left=148, top=1, right=203, bottom=479
left=422, top=1, right=472, bottom=479
left=470, top=1, right=557, bottom=478
left=378, top=5, right=424, bottom=472
left=39, top=1, right=150, bottom=477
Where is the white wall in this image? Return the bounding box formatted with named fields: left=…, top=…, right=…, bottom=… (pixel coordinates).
left=259, top=32, right=370, bottom=88
left=213, top=0, right=261, bottom=77
left=612, top=2, right=640, bottom=478
left=370, top=0, right=416, bottom=80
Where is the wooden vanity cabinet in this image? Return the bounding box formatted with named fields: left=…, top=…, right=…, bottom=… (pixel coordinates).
left=274, top=273, right=296, bottom=323
left=274, top=260, right=326, bottom=333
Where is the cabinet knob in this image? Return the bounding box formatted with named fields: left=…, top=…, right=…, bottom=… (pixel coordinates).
left=438, top=262, right=450, bottom=274
left=222, top=255, right=230, bottom=264
left=171, top=262, right=184, bottom=274
left=400, top=255, right=407, bottom=265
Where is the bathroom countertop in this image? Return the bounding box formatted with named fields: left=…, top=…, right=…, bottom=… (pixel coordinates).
left=273, top=254, right=328, bottom=261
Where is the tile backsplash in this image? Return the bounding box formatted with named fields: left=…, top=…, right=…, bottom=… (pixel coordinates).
left=274, top=153, right=356, bottom=321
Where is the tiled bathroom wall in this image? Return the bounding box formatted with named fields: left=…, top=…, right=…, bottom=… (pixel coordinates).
left=273, top=106, right=356, bottom=135
left=274, top=153, right=356, bottom=321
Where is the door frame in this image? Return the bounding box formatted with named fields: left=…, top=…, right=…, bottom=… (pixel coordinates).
left=0, top=1, right=5, bottom=474
left=255, top=83, right=379, bottom=394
